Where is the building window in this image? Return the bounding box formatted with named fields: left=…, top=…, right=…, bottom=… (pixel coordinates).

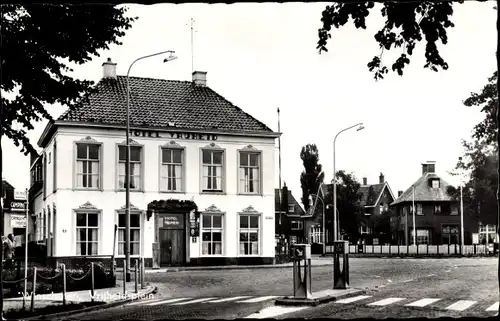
left=411, top=229, right=429, bottom=244
left=160, top=148, right=183, bottom=192
left=118, top=146, right=142, bottom=190
left=239, top=152, right=260, bottom=194
left=202, top=214, right=223, bottom=255
left=360, top=225, right=370, bottom=234
left=117, top=213, right=141, bottom=256
left=379, top=204, right=384, bottom=213
left=76, top=212, right=99, bottom=255
left=417, top=203, right=423, bottom=215
left=290, top=236, right=297, bottom=244
left=432, top=179, right=440, bottom=189
left=288, top=204, right=295, bottom=213
left=442, top=224, right=459, bottom=245
left=451, top=205, right=458, bottom=215
left=291, top=221, right=303, bottom=230
left=76, top=143, right=100, bottom=189
left=239, top=215, right=260, bottom=255
left=309, top=226, right=323, bottom=243
left=402, top=206, right=407, bottom=216
left=434, top=204, right=441, bottom=214
left=202, top=150, right=224, bottom=192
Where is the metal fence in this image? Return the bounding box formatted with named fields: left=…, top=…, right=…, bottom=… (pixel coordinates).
left=325, top=244, right=498, bottom=256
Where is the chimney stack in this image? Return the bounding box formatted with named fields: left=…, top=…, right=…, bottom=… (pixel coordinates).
left=379, top=172, right=385, bottom=184
left=192, top=71, right=207, bottom=86
left=102, top=58, right=117, bottom=79
left=363, top=177, right=367, bottom=185
left=422, top=161, right=436, bottom=175
left=398, top=190, right=403, bottom=197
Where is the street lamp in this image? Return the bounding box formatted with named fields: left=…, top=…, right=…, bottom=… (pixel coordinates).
left=125, top=50, right=177, bottom=282
left=459, top=157, right=465, bottom=255
left=333, top=123, right=364, bottom=242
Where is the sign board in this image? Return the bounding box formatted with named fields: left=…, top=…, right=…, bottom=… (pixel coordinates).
left=9, top=200, right=26, bottom=212
left=159, top=214, right=184, bottom=229
left=130, top=129, right=218, bottom=141
left=333, top=241, right=348, bottom=254
left=189, top=210, right=200, bottom=236
left=14, top=190, right=26, bottom=200
left=10, top=214, right=27, bottom=228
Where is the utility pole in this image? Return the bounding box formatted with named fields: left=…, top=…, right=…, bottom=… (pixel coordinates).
left=277, top=107, right=282, bottom=254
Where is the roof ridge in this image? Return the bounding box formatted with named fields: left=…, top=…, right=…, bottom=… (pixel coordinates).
left=116, top=75, right=192, bottom=84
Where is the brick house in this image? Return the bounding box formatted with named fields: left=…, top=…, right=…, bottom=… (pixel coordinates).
left=389, top=161, right=477, bottom=245
left=275, top=183, right=306, bottom=251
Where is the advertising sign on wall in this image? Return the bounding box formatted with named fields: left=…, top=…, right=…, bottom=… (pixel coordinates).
left=10, top=214, right=27, bottom=228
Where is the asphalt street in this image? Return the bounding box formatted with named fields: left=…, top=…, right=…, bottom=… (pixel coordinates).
left=55, top=257, right=498, bottom=320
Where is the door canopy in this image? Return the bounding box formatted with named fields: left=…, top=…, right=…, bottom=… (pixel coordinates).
left=146, top=199, right=199, bottom=220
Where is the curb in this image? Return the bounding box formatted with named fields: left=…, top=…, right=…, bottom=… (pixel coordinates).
left=275, top=289, right=365, bottom=307
left=19, top=285, right=157, bottom=321
left=144, top=263, right=333, bottom=273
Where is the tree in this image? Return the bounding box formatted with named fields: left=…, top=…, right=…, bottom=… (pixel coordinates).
left=323, top=170, right=364, bottom=241
left=317, top=0, right=499, bottom=302
left=299, top=144, right=325, bottom=212
left=0, top=4, right=137, bottom=315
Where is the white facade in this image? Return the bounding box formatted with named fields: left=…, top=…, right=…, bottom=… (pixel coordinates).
left=31, top=125, right=277, bottom=263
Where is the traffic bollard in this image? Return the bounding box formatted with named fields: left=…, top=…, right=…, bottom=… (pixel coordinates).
left=123, top=262, right=126, bottom=296
left=141, top=257, right=145, bottom=289
left=31, top=267, right=37, bottom=313
left=135, top=259, right=138, bottom=294
left=91, top=262, right=95, bottom=302
left=62, top=264, right=67, bottom=306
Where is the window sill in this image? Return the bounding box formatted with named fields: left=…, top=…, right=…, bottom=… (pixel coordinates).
left=117, top=189, right=145, bottom=193
left=200, top=191, right=226, bottom=195
left=237, top=254, right=262, bottom=257
left=199, top=254, right=225, bottom=257
left=73, top=188, right=103, bottom=192
left=237, top=193, right=263, bottom=197
left=159, top=190, right=186, bottom=194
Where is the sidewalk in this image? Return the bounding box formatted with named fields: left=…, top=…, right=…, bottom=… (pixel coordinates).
left=143, top=256, right=334, bottom=273
left=2, top=280, right=156, bottom=318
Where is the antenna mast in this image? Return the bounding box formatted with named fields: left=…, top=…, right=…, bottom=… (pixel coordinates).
left=190, top=18, right=195, bottom=74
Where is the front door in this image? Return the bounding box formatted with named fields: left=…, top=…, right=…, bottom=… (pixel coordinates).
left=159, top=229, right=185, bottom=266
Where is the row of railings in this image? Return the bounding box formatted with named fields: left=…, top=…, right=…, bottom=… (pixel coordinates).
left=325, top=243, right=498, bottom=256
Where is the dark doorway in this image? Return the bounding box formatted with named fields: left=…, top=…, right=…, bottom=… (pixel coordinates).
left=159, top=229, right=185, bottom=266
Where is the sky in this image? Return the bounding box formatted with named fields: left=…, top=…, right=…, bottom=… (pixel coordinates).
left=2, top=2, right=497, bottom=206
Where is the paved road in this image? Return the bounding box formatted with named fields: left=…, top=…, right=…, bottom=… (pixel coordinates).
left=57, top=257, right=498, bottom=320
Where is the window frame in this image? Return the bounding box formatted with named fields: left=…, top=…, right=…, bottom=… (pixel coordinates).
left=159, top=143, right=186, bottom=193
left=74, top=141, right=103, bottom=191
left=237, top=148, right=263, bottom=196
left=199, top=145, right=226, bottom=194
left=288, top=204, right=295, bottom=213
left=116, top=141, right=145, bottom=192
left=431, top=179, right=440, bottom=189
left=200, top=211, right=225, bottom=257
left=411, top=229, right=430, bottom=245
left=238, top=213, right=261, bottom=257
left=416, top=203, right=423, bottom=215
left=73, top=209, right=102, bottom=256
left=290, top=220, right=303, bottom=230
left=115, top=209, right=143, bottom=257
left=434, top=204, right=442, bottom=214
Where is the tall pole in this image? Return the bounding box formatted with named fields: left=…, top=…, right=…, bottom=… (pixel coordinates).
left=412, top=185, right=416, bottom=245
left=333, top=123, right=364, bottom=242
left=190, top=18, right=194, bottom=74
left=24, top=188, right=29, bottom=307
left=277, top=107, right=282, bottom=252
left=125, top=50, right=177, bottom=283
left=460, top=184, right=464, bottom=250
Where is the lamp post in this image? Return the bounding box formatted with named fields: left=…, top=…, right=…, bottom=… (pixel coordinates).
left=333, top=123, right=364, bottom=242
left=412, top=185, right=416, bottom=246
left=459, top=157, right=464, bottom=254
left=125, top=50, right=177, bottom=282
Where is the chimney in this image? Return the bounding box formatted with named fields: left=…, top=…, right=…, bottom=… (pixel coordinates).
left=379, top=172, right=385, bottom=184
left=363, top=177, right=367, bottom=185
left=192, top=71, right=207, bottom=86
left=398, top=191, right=403, bottom=197
left=102, top=58, right=117, bottom=79
left=422, top=161, right=436, bottom=175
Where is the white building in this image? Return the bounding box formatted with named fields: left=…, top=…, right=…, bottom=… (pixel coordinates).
left=29, top=59, right=280, bottom=267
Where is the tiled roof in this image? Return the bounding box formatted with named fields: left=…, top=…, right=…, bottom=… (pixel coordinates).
left=58, top=76, right=273, bottom=133
left=274, top=188, right=305, bottom=216
left=322, top=183, right=387, bottom=207
left=391, top=173, right=454, bottom=206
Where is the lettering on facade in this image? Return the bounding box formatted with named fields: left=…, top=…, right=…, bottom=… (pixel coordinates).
left=160, top=214, right=184, bottom=229
left=10, top=201, right=26, bottom=212
left=131, top=130, right=218, bottom=141
left=11, top=214, right=27, bottom=228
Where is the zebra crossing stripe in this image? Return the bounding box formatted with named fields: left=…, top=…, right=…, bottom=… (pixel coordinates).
left=237, top=296, right=280, bottom=303
left=445, top=300, right=477, bottom=311
left=405, top=298, right=441, bottom=307
left=367, top=298, right=405, bottom=306
left=207, top=296, right=252, bottom=303
left=335, top=295, right=372, bottom=304
left=171, top=298, right=217, bottom=306
left=127, top=298, right=163, bottom=306
left=486, top=302, right=499, bottom=312
left=148, top=298, right=190, bottom=306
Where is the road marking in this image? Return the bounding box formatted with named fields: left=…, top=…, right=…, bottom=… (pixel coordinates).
left=402, top=279, right=413, bottom=283
left=387, top=279, right=393, bottom=283
left=127, top=298, right=163, bottom=306
left=405, top=298, right=441, bottom=307
left=445, top=270, right=452, bottom=273
left=148, top=298, right=190, bottom=306
left=445, top=300, right=477, bottom=311
left=206, top=296, right=252, bottom=303
left=237, top=296, right=280, bottom=303
left=335, top=295, right=372, bottom=304
left=486, top=302, right=499, bottom=311
left=367, top=298, right=405, bottom=306
left=245, top=306, right=309, bottom=319
left=171, top=297, right=217, bottom=305
left=426, top=274, right=436, bottom=277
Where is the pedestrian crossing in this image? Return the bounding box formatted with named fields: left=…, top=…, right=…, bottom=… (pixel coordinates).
left=125, top=295, right=282, bottom=307
left=334, top=295, right=498, bottom=314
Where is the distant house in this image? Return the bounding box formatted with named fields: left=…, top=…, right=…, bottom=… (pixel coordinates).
left=390, top=161, right=477, bottom=245
left=275, top=183, right=306, bottom=249
left=358, top=173, right=396, bottom=244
